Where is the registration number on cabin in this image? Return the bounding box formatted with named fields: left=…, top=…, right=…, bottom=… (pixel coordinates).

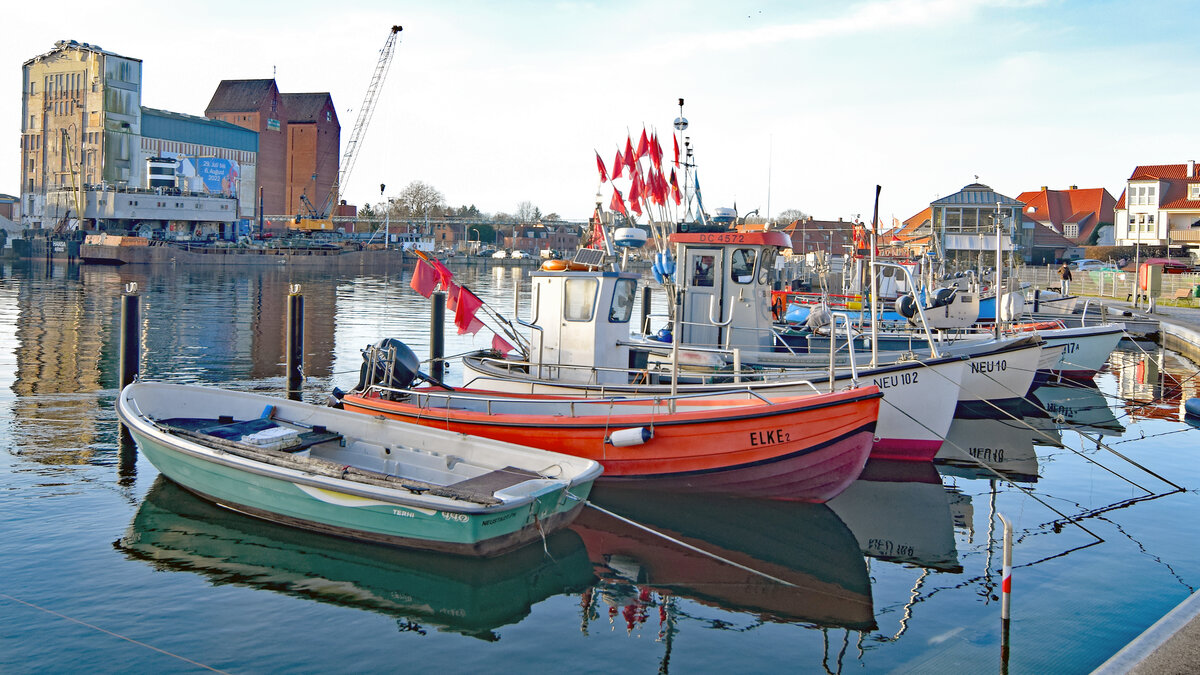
left=969, top=359, right=1007, bottom=374
left=749, top=428, right=790, bottom=446
left=694, top=233, right=748, bottom=243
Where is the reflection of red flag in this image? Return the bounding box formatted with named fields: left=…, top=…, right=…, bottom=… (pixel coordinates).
left=673, top=134, right=679, bottom=167
left=612, top=149, right=624, bottom=180
left=409, top=259, right=437, bottom=298
left=636, top=128, right=649, bottom=159
left=669, top=168, right=681, bottom=205
left=610, top=187, right=628, bottom=216
left=491, top=332, right=515, bottom=355
left=455, top=287, right=485, bottom=335
left=595, top=151, right=608, bottom=183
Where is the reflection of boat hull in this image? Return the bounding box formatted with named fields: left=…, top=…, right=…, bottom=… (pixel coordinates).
left=936, top=416, right=1042, bottom=482
left=827, top=460, right=960, bottom=572
left=572, top=485, right=875, bottom=630
left=117, top=479, right=595, bottom=640
left=80, top=241, right=410, bottom=267
left=1029, top=384, right=1124, bottom=435
left=341, top=387, right=881, bottom=502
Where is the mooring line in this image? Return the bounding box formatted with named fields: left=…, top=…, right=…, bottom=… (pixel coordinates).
left=0, top=592, right=229, bottom=673
left=584, top=501, right=800, bottom=589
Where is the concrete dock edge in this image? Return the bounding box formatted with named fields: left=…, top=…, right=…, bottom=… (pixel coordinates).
left=1091, top=591, right=1200, bottom=674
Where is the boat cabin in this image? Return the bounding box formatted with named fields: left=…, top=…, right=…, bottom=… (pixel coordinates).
left=527, top=269, right=640, bottom=384
left=669, top=230, right=788, bottom=352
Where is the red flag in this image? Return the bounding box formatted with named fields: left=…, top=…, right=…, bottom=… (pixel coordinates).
left=430, top=257, right=454, bottom=289
left=612, top=149, right=624, bottom=180
left=673, top=134, right=680, bottom=168
left=409, top=259, right=437, bottom=298
left=629, top=172, right=643, bottom=204
left=650, top=132, right=663, bottom=171
left=636, top=128, right=649, bottom=159
left=595, top=151, right=608, bottom=183
left=652, top=170, right=667, bottom=206
left=491, top=332, right=515, bottom=355
left=669, top=168, right=681, bottom=205
left=455, top=287, right=485, bottom=335
left=445, top=281, right=461, bottom=311
left=610, top=187, right=628, bottom=216
left=624, top=136, right=636, bottom=173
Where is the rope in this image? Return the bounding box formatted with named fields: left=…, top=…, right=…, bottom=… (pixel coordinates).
left=0, top=592, right=230, bottom=673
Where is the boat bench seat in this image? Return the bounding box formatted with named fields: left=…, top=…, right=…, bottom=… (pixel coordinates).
left=159, top=417, right=342, bottom=453
left=449, top=466, right=542, bottom=495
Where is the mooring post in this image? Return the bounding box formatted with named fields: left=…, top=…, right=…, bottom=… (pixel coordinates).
left=430, top=290, right=446, bottom=382
left=119, top=282, right=141, bottom=391
left=642, top=285, right=653, bottom=335
left=998, top=512, right=1013, bottom=672
left=286, top=284, right=304, bottom=400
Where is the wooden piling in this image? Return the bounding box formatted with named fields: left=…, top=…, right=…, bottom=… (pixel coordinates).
left=286, top=284, right=304, bottom=400
left=430, top=290, right=446, bottom=381
left=118, top=283, right=140, bottom=391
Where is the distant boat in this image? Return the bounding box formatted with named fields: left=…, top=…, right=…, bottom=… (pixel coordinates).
left=116, top=479, right=595, bottom=640
left=117, top=382, right=602, bottom=557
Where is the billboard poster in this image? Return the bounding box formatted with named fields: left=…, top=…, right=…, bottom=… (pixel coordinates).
left=162, top=153, right=240, bottom=197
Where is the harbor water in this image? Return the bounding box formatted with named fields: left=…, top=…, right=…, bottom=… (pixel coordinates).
left=2, top=259, right=1198, bottom=673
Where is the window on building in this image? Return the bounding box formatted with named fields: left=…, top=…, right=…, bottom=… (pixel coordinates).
left=1189, top=184, right=1200, bottom=200
left=1064, top=223, right=1079, bottom=239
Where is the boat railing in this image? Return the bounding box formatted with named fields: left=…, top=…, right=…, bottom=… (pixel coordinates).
left=514, top=282, right=545, bottom=377
left=463, top=355, right=824, bottom=396
left=366, top=384, right=785, bottom=417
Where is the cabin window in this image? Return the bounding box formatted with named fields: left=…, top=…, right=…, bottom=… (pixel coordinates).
left=564, top=278, right=598, bottom=321
left=757, top=248, right=777, bottom=284
left=691, top=255, right=715, bottom=287
left=608, top=278, right=636, bottom=323
left=730, top=248, right=756, bottom=284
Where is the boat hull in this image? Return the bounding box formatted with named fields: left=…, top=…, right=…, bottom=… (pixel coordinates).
left=461, top=356, right=963, bottom=463
left=339, top=388, right=882, bottom=502
left=118, top=383, right=600, bottom=557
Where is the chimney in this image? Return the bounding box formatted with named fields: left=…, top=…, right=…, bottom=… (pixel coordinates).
left=1069, top=185, right=1078, bottom=190
left=1189, top=160, right=1195, bottom=177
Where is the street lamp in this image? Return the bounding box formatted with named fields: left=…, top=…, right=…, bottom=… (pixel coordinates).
left=470, top=227, right=479, bottom=254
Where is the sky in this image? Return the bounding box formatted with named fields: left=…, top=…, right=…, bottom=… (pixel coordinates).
left=4, top=0, right=1199, bottom=226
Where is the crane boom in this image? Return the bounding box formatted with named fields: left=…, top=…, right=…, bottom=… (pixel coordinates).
left=293, top=24, right=402, bottom=232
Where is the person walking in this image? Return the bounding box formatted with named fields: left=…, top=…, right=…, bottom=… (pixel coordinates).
left=1058, top=262, right=1073, bottom=296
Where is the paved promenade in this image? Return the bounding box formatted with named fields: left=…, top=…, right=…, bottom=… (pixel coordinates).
left=1090, top=296, right=1200, bottom=675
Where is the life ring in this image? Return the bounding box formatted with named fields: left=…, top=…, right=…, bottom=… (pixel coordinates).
left=541, top=259, right=568, bottom=271
left=770, top=294, right=786, bottom=321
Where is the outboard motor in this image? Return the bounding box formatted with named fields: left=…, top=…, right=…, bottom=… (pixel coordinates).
left=354, top=338, right=422, bottom=395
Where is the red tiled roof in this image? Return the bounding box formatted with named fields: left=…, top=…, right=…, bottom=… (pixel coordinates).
left=206, top=79, right=279, bottom=113
left=893, top=207, right=931, bottom=240
left=1128, top=163, right=1195, bottom=180
left=1015, top=186, right=1114, bottom=244
left=281, top=93, right=336, bottom=124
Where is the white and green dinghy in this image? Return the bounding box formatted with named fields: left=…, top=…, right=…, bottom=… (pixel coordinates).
left=117, top=382, right=601, bottom=557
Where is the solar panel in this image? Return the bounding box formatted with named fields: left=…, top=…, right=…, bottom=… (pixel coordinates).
left=573, top=248, right=607, bottom=267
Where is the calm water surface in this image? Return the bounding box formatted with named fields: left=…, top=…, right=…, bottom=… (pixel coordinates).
left=1, top=258, right=1198, bottom=673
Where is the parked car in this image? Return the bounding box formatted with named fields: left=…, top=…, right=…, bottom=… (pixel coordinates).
left=510, top=250, right=531, bottom=259
left=477, top=248, right=496, bottom=257
left=1067, top=259, right=1115, bottom=272
left=491, top=250, right=509, bottom=259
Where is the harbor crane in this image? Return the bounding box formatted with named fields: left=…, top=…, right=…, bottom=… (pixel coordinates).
left=291, top=24, right=402, bottom=232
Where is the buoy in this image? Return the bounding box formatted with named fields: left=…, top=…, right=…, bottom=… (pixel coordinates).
left=541, top=259, right=568, bottom=271
left=608, top=427, right=653, bottom=447
left=1185, top=398, right=1200, bottom=419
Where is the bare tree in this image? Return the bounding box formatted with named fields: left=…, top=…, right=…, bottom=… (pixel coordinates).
left=516, top=201, right=540, bottom=223
left=775, top=208, right=809, bottom=225
left=395, top=181, right=445, bottom=219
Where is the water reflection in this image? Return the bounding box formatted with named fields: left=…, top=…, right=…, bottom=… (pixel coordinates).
left=575, top=485, right=875, bottom=632
left=115, top=478, right=595, bottom=641
left=1110, top=346, right=1200, bottom=421
left=828, top=460, right=960, bottom=572
left=936, top=414, right=1046, bottom=483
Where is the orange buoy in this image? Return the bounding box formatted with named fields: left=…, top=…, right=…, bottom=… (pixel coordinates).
left=541, top=259, right=568, bottom=271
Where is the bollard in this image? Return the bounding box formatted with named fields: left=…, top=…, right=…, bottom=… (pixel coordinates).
left=430, top=290, right=446, bottom=382
left=998, top=512, right=1013, bottom=672
left=286, top=284, right=304, bottom=400
left=642, top=285, right=653, bottom=336
left=119, top=282, right=141, bottom=391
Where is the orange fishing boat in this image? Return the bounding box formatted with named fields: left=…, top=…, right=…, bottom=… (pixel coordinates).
left=335, top=385, right=881, bottom=503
